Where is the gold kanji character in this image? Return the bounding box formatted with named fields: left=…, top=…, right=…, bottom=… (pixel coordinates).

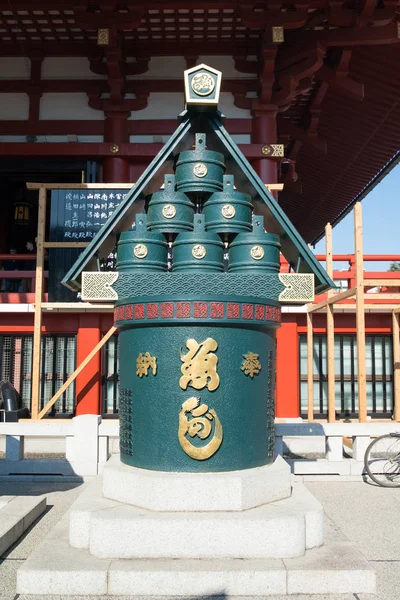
left=241, top=352, right=261, bottom=378
left=178, top=396, right=223, bottom=460
left=179, top=337, right=219, bottom=391
left=136, top=352, right=157, bottom=377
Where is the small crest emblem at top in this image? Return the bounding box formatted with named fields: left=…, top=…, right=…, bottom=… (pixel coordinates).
left=191, top=72, right=215, bottom=97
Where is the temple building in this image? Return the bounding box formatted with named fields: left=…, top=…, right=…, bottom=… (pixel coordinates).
left=0, top=0, right=399, bottom=423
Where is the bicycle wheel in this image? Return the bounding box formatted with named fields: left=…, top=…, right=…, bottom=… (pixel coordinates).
left=364, top=434, right=400, bottom=487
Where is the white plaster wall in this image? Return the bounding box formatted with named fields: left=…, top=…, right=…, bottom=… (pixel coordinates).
left=231, top=134, right=251, bottom=144
left=42, top=57, right=106, bottom=80
left=0, top=57, right=30, bottom=79
left=129, top=91, right=250, bottom=120
left=219, top=92, right=251, bottom=118
left=0, top=94, right=29, bottom=120
left=129, top=93, right=185, bottom=120
left=40, top=93, right=104, bottom=120
left=197, top=56, right=257, bottom=79
left=127, top=56, right=186, bottom=80
left=129, top=135, right=170, bottom=143
left=0, top=136, right=27, bottom=142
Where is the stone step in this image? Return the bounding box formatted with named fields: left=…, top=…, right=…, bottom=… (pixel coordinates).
left=0, top=495, right=46, bottom=557
left=17, top=512, right=376, bottom=597
left=69, top=479, right=323, bottom=560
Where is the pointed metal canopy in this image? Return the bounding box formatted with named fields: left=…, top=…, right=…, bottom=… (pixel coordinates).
left=63, top=86, right=334, bottom=295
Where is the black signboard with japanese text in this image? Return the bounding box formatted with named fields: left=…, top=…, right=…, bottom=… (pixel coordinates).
left=49, top=189, right=127, bottom=301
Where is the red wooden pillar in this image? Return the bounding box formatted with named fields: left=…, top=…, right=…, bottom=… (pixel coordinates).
left=251, top=109, right=278, bottom=190
left=275, top=316, right=300, bottom=418
left=103, top=110, right=130, bottom=183
left=75, top=314, right=102, bottom=415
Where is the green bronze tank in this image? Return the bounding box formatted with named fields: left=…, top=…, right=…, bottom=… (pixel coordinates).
left=228, top=216, right=281, bottom=274
left=172, top=215, right=224, bottom=272
left=147, top=174, right=195, bottom=237
left=175, top=133, right=225, bottom=196
left=203, top=175, right=253, bottom=237
left=117, top=214, right=168, bottom=273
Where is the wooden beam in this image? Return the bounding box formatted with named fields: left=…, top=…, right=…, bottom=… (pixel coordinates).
left=364, top=279, right=400, bottom=286
left=326, top=223, right=335, bottom=423
left=333, top=304, right=400, bottom=311
left=354, top=203, right=367, bottom=422
left=364, top=293, right=400, bottom=300
left=307, top=287, right=357, bottom=313
left=31, top=187, right=46, bottom=420
left=43, top=242, right=90, bottom=249
left=393, top=312, right=400, bottom=422
left=307, top=311, right=314, bottom=422
left=37, top=326, right=117, bottom=420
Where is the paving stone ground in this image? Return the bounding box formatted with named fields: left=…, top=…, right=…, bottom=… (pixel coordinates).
left=0, top=477, right=398, bottom=599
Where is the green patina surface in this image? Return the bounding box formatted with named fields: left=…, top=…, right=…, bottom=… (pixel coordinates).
left=119, top=323, right=276, bottom=472
left=113, top=274, right=285, bottom=300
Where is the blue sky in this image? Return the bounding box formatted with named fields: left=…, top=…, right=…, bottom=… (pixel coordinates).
left=313, top=163, right=400, bottom=271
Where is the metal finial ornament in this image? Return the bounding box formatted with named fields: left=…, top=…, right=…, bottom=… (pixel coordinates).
left=183, top=63, right=222, bottom=109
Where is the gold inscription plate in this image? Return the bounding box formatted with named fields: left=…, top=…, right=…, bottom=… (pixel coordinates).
left=180, top=337, right=220, bottom=391
left=192, top=244, right=206, bottom=259
left=250, top=245, right=264, bottom=260
left=178, top=396, right=223, bottom=460
left=241, top=352, right=262, bottom=378
left=136, top=352, right=157, bottom=377
left=193, top=163, right=208, bottom=178
left=134, top=243, right=148, bottom=259
left=162, top=204, right=177, bottom=219
left=191, top=72, right=215, bottom=97
left=221, top=204, right=236, bottom=219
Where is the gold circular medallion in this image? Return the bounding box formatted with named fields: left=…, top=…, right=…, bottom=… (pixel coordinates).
left=261, top=145, right=271, bottom=155
left=250, top=245, right=265, bottom=260
left=192, top=244, right=206, bottom=260
left=221, top=204, right=236, bottom=219
left=191, top=72, right=215, bottom=97
left=193, top=163, right=208, bottom=178
left=134, top=243, right=148, bottom=259
left=110, top=144, right=119, bottom=154
left=162, top=204, right=176, bottom=219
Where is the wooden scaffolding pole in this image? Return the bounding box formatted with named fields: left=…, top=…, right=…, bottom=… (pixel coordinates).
left=325, top=223, right=335, bottom=422
left=393, top=311, right=400, bottom=422
left=354, top=202, right=367, bottom=422
left=307, top=311, right=314, bottom=422
left=31, top=187, right=46, bottom=420
left=37, top=326, right=117, bottom=420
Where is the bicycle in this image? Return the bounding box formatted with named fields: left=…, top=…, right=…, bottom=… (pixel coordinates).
left=364, top=433, right=400, bottom=487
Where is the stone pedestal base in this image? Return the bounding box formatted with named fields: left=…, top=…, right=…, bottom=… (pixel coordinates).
left=103, top=454, right=291, bottom=511
left=16, top=457, right=376, bottom=597
left=69, top=477, right=323, bottom=559
left=17, top=479, right=376, bottom=597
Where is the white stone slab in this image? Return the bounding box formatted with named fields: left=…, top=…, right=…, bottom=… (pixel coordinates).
left=69, top=478, right=120, bottom=549
left=285, top=541, right=376, bottom=595
left=0, top=495, right=46, bottom=556
left=108, top=557, right=287, bottom=596
left=18, top=504, right=375, bottom=598
left=102, top=454, right=291, bottom=511
left=17, top=515, right=111, bottom=596
left=277, top=483, right=324, bottom=549
left=89, top=499, right=306, bottom=559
